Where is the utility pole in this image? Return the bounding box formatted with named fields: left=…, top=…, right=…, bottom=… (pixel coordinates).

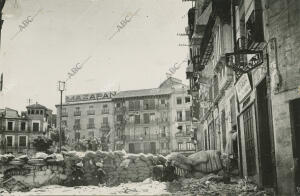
left=58, top=81, right=65, bottom=153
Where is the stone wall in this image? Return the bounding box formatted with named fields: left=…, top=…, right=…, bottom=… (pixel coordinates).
left=266, top=0, right=300, bottom=195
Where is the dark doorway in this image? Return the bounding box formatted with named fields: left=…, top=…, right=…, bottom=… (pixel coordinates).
left=291, top=98, right=300, bottom=187
left=150, top=142, right=156, bottom=154
left=256, top=78, right=276, bottom=187
left=129, top=143, right=134, bottom=153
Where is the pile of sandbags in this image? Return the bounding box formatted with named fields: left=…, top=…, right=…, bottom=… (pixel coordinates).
left=166, top=152, right=193, bottom=171
left=191, top=150, right=223, bottom=174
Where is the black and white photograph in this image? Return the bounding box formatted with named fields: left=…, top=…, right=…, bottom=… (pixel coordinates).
left=0, top=0, right=299, bottom=195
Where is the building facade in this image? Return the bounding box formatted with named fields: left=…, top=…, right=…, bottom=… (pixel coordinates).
left=184, top=0, right=300, bottom=195
left=0, top=103, right=53, bottom=155
left=55, top=92, right=116, bottom=150
left=113, top=77, right=193, bottom=155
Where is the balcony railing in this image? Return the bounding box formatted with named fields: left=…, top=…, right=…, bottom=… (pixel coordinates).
left=73, top=125, right=81, bottom=130
left=74, top=111, right=81, bottom=116
left=61, top=112, right=68, bottom=117
left=87, top=124, right=95, bottom=129
left=156, top=104, right=169, bottom=110
left=101, top=109, right=109, bottom=114
left=115, top=106, right=126, bottom=113
left=100, top=123, right=110, bottom=130
left=87, top=110, right=95, bottom=115
left=175, top=131, right=193, bottom=138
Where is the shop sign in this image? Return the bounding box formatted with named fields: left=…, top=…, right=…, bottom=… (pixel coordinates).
left=66, top=91, right=117, bottom=103
left=252, top=66, right=266, bottom=87
left=235, top=74, right=252, bottom=103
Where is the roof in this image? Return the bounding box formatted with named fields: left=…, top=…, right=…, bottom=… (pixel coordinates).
left=26, top=103, right=48, bottom=110
left=159, top=77, right=183, bottom=88
left=113, top=88, right=172, bottom=99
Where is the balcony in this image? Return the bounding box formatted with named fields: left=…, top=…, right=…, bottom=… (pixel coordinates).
left=115, top=106, right=126, bottom=113
left=175, top=131, right=193, bottom=138
left=61, top=112, right=68, bottom=117
left=73, top=125, right=81, bottom=130
left=142, top=105, right=156, bottom=111
left=87, top=124, right=95, bottom=129
left=100, top=123, right=110, bottom=131
left=87, top=110, right=95, bottom=115
left=156, top=104, right=169, bottom=110
left=74, top=111, right=81, bottom=116
left=176, top=118, right=183, bottom=122
left=101, top=109, right=109, bottom=114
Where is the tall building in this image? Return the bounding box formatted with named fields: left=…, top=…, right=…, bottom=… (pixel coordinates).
left=0, top=103, right=53, bottom=155
left=184, top=0, right=300, bottom=195
left=55, top=92, right=117, bottom=150
left=113, top=77, right=193, bottom=155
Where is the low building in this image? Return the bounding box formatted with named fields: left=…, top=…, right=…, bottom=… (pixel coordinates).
left=0, top=103, right=53, bottom=155
left=55, top=91, right=117, bottom=150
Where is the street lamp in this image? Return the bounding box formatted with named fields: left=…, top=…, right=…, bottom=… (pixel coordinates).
left=58, top=81, right=65, bottom=153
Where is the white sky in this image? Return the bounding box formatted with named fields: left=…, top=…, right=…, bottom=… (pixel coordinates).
left=0, top=0, right=192, bottom=112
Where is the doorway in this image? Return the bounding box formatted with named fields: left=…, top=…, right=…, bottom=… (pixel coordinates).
left=291, top=98, right=300, bottom=187
left=256, top=78, right=276, bottom=187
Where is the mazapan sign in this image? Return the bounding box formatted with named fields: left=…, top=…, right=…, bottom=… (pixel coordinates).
left=66, top=91, right=117, bottom=103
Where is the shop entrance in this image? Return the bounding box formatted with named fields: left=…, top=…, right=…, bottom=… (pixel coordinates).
left=290, top=98, right=300, bottom=187
left=256, top=78, right=276, bottom=187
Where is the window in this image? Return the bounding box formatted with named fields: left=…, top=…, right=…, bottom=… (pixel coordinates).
left=6, top=136, right=13, bottom=147
left=185, top=110, right=191, bottom=121
left=135, top=115, right=140, bottom=124
left=176, top=97, right=182, bottom=105
left=33, top=122, right=39, bottom=132
left=88, top=118, right=95, bottom=129
left=40, top=110, right=43, bottom=115
left=21, top=122, right=26, bottom=131
left=143, top=113, right=149, bottom=124
left=178, top=142, right=184, bottom=151
left=143, top=99, right=155, bottom=110
left=89, top=105, right=94, bottom=109
left=129, top=100, right=140, bottom=111
left=117, top=115, right=123, bottom=122
left=129, top=129, right=134, bottom=140
left=160, top=99, right=165, bottom=104
left=116, top=103, right=121, bottom=108
left=19, top=136, right=27, bottom=147
left=75, top=107, right=80, bottom=112
left=129, top=115, right=134, bottom=123
left=185, top=97, right=191, bottom=103
left=150, top=113, right=155, bottom=122
left=74, top=119, right=80, bottom=130
left=161, top=126, right=166, bottom=137
left=144, top=127, right=150, bottom=139
left=103, top=117, right=109, bottom=124
left=36, top=110, right=39, bottom=115
left=62, top=120, right=67, bottom=127
left=186, top=125, right=191, bottom=133
left=176, top=111, right=183, bottom=122
left=31, top=110, right=34, bottom=114
left=7, top=121, right=13, bottom=131
left=161, top=112, right=168, bottom=121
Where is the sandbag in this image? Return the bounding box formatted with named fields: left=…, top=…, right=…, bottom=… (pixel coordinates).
left=188, top=151, right=208, bottom=166
left=193, top=150, right=222, bottom=173
left=166, top=152, right=192, bottom=166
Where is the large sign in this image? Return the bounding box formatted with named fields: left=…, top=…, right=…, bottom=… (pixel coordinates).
left=235, top=74, right=252, bottom=103
left=66, top=91, right=117, bottom=103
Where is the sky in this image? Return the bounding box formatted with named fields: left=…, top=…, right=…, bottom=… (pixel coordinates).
left=0, top=0, right=192, bottom=112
